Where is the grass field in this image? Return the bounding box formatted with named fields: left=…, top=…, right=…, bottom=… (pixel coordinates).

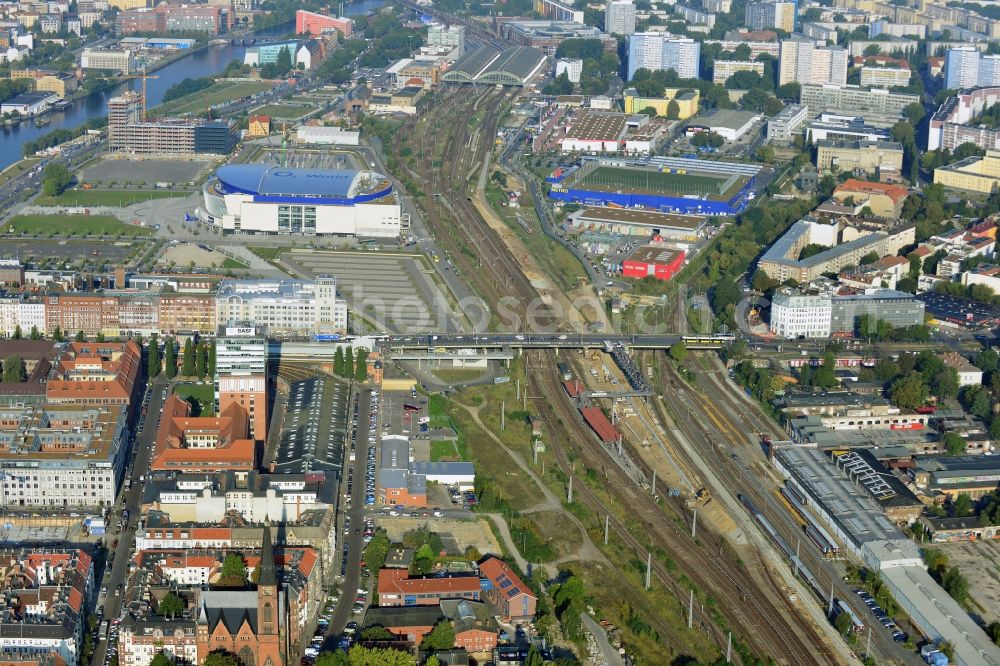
left=577, top=165, right=742, bottom=199
left=248, top=246, right=283, bottom=260
left=430, top=439, right=462, bottom=461
left=172, top=383, right=215, bottom=416
left=157, top=81, right=273, bottom=116
left=222, top=257, right=248, bottom=269
left=432, top=368, right=486, bottom=383
left=4, top=214, right=154, bottom=236
left=36, top=190, right=188, bottom=207
left=252, top=104, right=309, bottom=119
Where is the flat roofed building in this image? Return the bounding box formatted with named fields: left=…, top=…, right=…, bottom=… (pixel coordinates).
left=215, top=278, right=347, bottom=338
left=561, top=111, right=626, bottom=152
left=686, top=108, right=761, bottom=141
left=815, top=139, right=904, bottom=177
left=766, top=103, right=809, bottom=142
left=80, top=47, right=134, bottom=74
left=0, top=403, right=129, bottom=508
left=712, top=59, right=763, bottom=85
left=800, top=83, right=919, bottom=116
left=623, top=87, right=699, bottom=119
left=934, top=149, right=1000, bottom=194
left=215, top=325, right=267, bottom=442
left=567, top=206, right=705, bottom=239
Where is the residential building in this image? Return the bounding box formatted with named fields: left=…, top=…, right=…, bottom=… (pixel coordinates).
left=832, top=179, right=908, bottom=218
left=46, top=340, right=143, bottom=407
left=119, top=620, right=198, bottom=666
left=859, top=66, right=911, bottom=88
left=157, top=294, right=217, bottom=336
left=214, top=325, right=267, bottom=442
left=779, top=40, right=848, bottom=86
left=704, top=0, right=732, bottom=11
left=247, top=114, right=270, bottom=138
left=868, top=20, right=925, bottom=38
left=944, top=46, right=1000, bottom=89
left=150, top=395, right=255, bottom=474
left=627, top=33, right=699, bottom=80
left=769, top=287, right=834, bottom=338
left=478, top=556, right=536, bottom=621
left=712, top=60, right=764, bottom=85
left=766, top=103, right=809, bottom=142
left=10, top=69, right=78, bottom=98
left=295, top=9, right=353, bottom=37
left=815, top=139, right=904, bottom=177
left=0, top=403, right=129, bottom=508
left=80, top=48, right=133, bottom=74
left=928, top=87, right=1000, bottom=152
left=622, top=87, right=699, bottom=119
left=704, top=38, right=779, bottom=59
left=672, top=3, right=715, bottom=27
left=941, top=352, right=984, bottom=387
left=605, top=0, right=636, bottom=35
left=555, top=58, right=582, bottom=83
left=800, top=84, right=919, bottom=116
left=377, top=568, right=481, bottom=607
left=214, top=278, right=347, bottom=338
left=532, top=0, right=584, bottom=23
left=427, top=23, right=465, bottom=52
left=745, top=1, right=796, bottom=32
left=0, top=549, right=93, bottom=666
left=759, top=217, right=915, bottom=283
left=934, top=150, right=1000, bottom=194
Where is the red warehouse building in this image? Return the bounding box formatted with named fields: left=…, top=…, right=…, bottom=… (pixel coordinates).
left=622, top=246, right=684, bottom=281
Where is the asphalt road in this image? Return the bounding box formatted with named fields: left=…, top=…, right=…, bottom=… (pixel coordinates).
left=323, top=387, right=373, bottom=651
left=91, top=373, right=169, bottom=666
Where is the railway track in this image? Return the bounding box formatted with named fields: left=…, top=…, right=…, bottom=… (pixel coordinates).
left=389, top=86, right=556, bottom=329
left=527, top=350, right=829, bottom=666
left=656, top=351, right=889, bottom=665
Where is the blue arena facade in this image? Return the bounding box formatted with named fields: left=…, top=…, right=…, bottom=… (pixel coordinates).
left=202, top=164, right=402, bottom=237
left=547, top=157, right=767, bottom=216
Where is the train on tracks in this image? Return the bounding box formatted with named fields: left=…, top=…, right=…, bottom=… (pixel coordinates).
left=780, top=484, right=841, bottom=557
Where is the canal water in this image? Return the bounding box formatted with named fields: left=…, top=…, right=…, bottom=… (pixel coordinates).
left=0, top=0, right=385, bottom=171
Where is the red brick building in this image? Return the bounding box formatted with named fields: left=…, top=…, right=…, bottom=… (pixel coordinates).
left=376, top=569, right=481, bottom=607
left=478, top=557, right=536, bottom=622
left=295, top=9, right=352, bottom=37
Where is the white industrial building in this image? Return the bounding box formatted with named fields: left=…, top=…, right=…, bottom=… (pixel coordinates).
left=215, top=278, right=348, bottom=338
left=295, top=126, right=361, bottom=145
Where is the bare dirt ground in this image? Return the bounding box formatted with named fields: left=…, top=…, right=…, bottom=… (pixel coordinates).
left=379, top=517, right=501, bottom=556
left=939, top=539, right=1000, bottom=623
left=157, top=242, right=230, bottom=269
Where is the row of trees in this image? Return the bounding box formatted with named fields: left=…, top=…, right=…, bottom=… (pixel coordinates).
left=333, top=346, right=368, bottom=381
left=147, top=335, right=216, bottom=381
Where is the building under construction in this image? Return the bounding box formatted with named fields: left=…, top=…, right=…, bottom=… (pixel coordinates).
left=107, top=92, right=237, bottom=156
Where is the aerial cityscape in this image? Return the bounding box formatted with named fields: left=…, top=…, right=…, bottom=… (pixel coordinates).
left=5, top=0, right=1000, bottom=665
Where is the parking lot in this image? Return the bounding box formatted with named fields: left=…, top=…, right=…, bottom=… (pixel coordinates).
left=78, top=156, right=217, bottom=188
left=271, top=376, right=348, bottom=474
left=0, top=238, right=143, bottom=265
left=283, top=249, right=459, bottom=333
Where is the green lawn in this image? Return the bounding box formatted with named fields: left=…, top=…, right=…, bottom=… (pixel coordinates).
left=248, top=246, right=284, bottom=260
left=428, top=393, right=451, bottom=429
left=172, top=383, right=215, bottom=416
left=432, top=368, right=486, bottom=383
left=222, top=257, right=248, bottom=269
left=157, top=81, right=274, bottom=116
left=36, top=190, right=188, bottom=207
left=4, top=214, right=154, bottom=236
left=252, top=104, right=309, bottom=119
left=430, top=439, right=460, bottom=461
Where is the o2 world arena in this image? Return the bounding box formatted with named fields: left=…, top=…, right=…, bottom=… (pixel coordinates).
left=201, top=164, right=402, bottom=237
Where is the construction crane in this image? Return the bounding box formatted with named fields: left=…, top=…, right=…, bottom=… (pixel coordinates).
left=122, top=67, right=159, bottom=121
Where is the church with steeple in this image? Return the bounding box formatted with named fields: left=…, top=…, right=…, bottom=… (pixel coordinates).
left=195, top=525, right=287, bottom=666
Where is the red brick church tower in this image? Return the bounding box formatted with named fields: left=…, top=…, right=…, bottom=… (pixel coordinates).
left=256, top=524, right=283, bottom=666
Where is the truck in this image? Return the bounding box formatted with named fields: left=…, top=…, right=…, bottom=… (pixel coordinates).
left=99, top=620, right=109, bottom=638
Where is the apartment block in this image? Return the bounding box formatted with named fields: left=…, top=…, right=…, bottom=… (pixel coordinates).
left=605, top=0, right=635, bottom=35
left=745, top=0, right=795, bottom=32
left=80, top=48, right=134, bottom=74
left=779, top=40, right=847, bottom=86
left=627, top=32, right=699, bottom=80
left=800, top=83, right=919, bottom=115
left=859, top=66, right=911, bottom=87
left=712, top=60, right=764, bottom=85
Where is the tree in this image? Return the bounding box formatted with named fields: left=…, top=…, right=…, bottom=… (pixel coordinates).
left=525, top=644, right=544, bottom=666
left=11, top=325, right=21, bottom=340
left=361, top=626, right=395, bottom=640
left=859, top=251, right=879, bottom=265
left=669, top=340, right=688, bottom=364
left=776, top=81, right=801, bottom=100
left=834, top=610, right=853, bottom=636
left=203, top=651, right=241, bottom=666
left=208, top=340, right=216, bottom=375
left=315, top=652, right=349, bottom=666
left=157, top=592, right=184, bottom=618
left=364, top=531, right=391, bottom=571
left=74, top=330, right=86, bottom=342
left=195, top=342, right=207, bottom=379
left=666, top=99, right=680, bottom=119
left=29, top=325, right=40, bottom=340
left=954, top=493, right=973, bottom=516
left=420, top=620, right=455, bottom=651
left=345, top=346, right=354, bottom=378
left=943, top=432, right=966, bottom=456
left=889, top=372, right=929, bottom=411
left=938, top=641, right=955, bottom=660
left=164, top=337, right=176, bottom=379
left=149, top=654, right=173, bottom=666
left=219, top=553, right=247, bottom=586
left=424, top=657, right=441, bottom=666
left=181, top=338, right=195, bottom=376
left=147, top=334, right=160, bottom=379
left=334, top=347, right=345, bottom=376
left=755, top=144, right=776, bottom=164
left=276, top=46, right=293, bottom=74
left=2, top=356, right=25, bottom=383
left=903, top=102, right=926, bottom=125
left=42, top=163, right=72, bottom=196
left=942, top=567, right=969, bottom=604
left=355, top=348, right=368, bottom=381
